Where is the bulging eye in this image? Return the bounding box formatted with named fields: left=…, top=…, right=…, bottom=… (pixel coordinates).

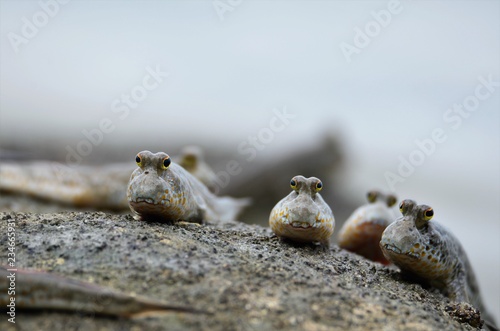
left=290, top=179, right=298, bottom=189
left=387, top=195, right=397, bottom=207
left=135, top=154, right=142, bottom=166
left=315, top=181, right=323, bottom=192
left=183, top=155, right=196, bottom=167
left=367, top=191, right=378, bottom=203
left=399, top=201, right=405, bottom=213
left=423, top=208, right=434, bottom=221
left=162, top=156, right=171, bottom=169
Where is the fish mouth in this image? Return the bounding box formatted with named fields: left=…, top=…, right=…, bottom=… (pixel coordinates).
left=382, top=244, right=419, bottom=260
left=382, top=244, right=402, bottom=254
left=129, top=200, right=175, bottom=222
left=131, top=196, right=171, bottom=206
left=129, top=200, right=164, bottom=213
left=134, top=197, right=156, bottom=204
left=289, top=221, right=313, bottom=229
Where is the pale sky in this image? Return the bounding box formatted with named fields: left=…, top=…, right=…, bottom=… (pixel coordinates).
left=1, top=0, right=499, bottom=320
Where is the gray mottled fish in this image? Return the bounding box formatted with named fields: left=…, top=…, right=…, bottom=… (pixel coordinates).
left=174, top=145, right=218, bottom=193
left=127, top=150, right=250, bottom=223
left=0, top=146, right=224, bottom=212
left=338, top=190, right=398, bottom=264
left=380, top=199, right=497, bottom=330
left=1, top=266, right=209, bottom=317
left=0, top=161, right=131, bottom=210
left=269, top=175, right=334, bottom=245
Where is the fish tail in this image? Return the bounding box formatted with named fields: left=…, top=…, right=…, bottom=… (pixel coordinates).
left=214, top=196, right=252, bottom=222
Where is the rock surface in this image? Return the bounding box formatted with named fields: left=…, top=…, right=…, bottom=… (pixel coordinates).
left=0, top=212, right=479, bottom=330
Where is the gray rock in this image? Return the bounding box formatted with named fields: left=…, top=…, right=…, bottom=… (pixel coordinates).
left=0, top=212, right=479, bottom=330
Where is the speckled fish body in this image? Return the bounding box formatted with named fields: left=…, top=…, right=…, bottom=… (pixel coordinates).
left=379, top=199, right=495, bottom=327
left=382, top=218, right=466, bottom=294
left=0, top=162, right=132, bottom=210
left=269, top=176, right=334, bottom=245
left=338, top=203, right=393, bottom=264
left=338, top=191, right=398, bottom=264
left=127, top=151, right=250, bottom=223
left=0, top=266, right=207, bottom=317
left=0, top=147, right=220, bottom=211
left=174, top=145, right=218, bottom=193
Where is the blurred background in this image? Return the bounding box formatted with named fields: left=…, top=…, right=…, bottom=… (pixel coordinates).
left=1, top=0, right=498, bottom=321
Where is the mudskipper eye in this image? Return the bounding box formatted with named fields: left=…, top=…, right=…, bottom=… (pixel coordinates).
left=315, top=181, right=323, bottom=192
left=423, top=208, right=434, bottom=221
left=399, top=201, right=405, bottom=213
left=183, top=155, right=196, bottom=167
left=387, top=195, right=397, bottom=207
left=135, top=154, right=142, bottom=166
left=290, top=179, right=298, bottom=189
left=367, top=191, right=378, bottom=203
left=162, top=156, right=171, bottom=169
left=415, top=205, right=433, bottom=229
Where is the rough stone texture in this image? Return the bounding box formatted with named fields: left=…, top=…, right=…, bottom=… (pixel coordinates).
left=0, top=212, right=479, bottom=330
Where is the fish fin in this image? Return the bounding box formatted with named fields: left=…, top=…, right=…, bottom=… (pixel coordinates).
left=215, top=196, right=252, bottom=222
